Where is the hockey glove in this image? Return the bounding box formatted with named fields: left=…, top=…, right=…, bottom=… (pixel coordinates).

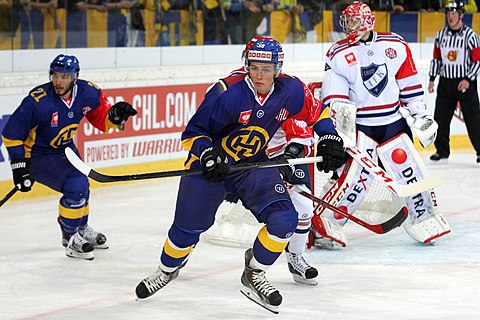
left=108, top=102, right=137, bottom=125
left=277, top=142, right=305, bottom=182
left=200, top=146, right=229, bottom=182
left=316, top=134, right=346, bottom=173
left=11, top=158, right=34, bottom=192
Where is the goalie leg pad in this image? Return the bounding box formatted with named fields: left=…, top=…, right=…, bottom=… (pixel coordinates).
left=311, top=214, right=347, bottom=249
left=377, top=133, right=438, bottom=224
left=403, top=213, right=451, bottom=244
left=377, top=133, right=451, bottom=243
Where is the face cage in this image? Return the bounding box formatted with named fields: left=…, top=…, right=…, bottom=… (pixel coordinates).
left=340, top=15, right=364, bottom=36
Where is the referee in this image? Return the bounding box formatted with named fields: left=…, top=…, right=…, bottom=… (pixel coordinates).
left=428, top=0, right=480, bottom=164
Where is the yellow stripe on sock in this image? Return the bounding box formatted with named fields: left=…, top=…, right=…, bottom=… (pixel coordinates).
left=257, top=226, right=288, bottom=253
left=163, top=238, right=192, bottom=259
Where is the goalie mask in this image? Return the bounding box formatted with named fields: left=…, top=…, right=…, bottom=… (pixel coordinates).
left=340, top=1, right=375, bottom=45
left=244, top=38, right=284, bottom=75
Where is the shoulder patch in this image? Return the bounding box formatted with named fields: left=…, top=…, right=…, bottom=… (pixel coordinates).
left=324, top=63, right=331, bottom=71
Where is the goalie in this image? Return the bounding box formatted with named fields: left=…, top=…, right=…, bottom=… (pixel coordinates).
left=312, top=1, right=451, bottom=249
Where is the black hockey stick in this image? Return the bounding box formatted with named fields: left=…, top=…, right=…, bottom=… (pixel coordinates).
left=289, top=185, right=408, bottom=234
left=65, top=147, right=323, bottom=183
left=0, top=187, right=18, bottom=208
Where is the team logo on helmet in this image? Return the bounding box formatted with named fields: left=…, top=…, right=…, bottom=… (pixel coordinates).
left=361, top=63, right=388, bottom=97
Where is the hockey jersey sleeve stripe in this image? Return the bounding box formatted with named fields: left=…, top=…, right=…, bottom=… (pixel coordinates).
left=400, top=84, right=423, bottom=92
left=399, top=92, right=423, bottom=100
left=1, top=136, right=24, bottom=148
left=181, top=135, right=211, bottom=152
left=322, top=94, right=349, bottom=105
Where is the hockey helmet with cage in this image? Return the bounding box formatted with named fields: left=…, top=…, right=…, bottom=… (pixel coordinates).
left=49, top=54, right=80, bottom=76
left=244, top=38, right=284, bottom=74
left=445, top=1, right=465, bottom=14
left=340, top=1, right=375, bottom=45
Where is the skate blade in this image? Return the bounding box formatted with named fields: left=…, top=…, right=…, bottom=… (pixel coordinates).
left=292, top=274, right=318, bottom=286
left=93, top=244, right=109, bottom=249
left=65, top=249, right=94, bottom=260
left=240, top=288, right=279, bottom=314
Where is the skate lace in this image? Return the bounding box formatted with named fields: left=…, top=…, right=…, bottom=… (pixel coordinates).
left=80, top=226, right=97, bottom=242
left=289, top=253, right=311, bottom=273
left=251, top=270, right=277, bottom=296
left=71, top=233, right=89, bottom=246
left=144, top=271, right=170, bottom=293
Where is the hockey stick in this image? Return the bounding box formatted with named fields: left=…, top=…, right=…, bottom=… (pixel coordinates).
left=289, top=185, right=408, bottom=234
left=329, top=100, right=442, bottom=197
left=346, top=146, right=442, bottom=197
left=0, top=187, right=18, bottom=208
left=65, top=147, right=323, bottom=183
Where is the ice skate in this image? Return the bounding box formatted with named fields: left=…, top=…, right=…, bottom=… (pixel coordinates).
left=65, top=232, right=94, bottom=260
left=79, top=225, right=108, bottom=249
left=429, top=153, right=448, bottom=164
left=285, top=248, right=318, bottom=286
left=240, top=248, right=282, bottom=314
left=135, top=267, right=179, bottom=299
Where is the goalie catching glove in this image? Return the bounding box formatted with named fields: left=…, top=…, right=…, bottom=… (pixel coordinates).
left=399, top=102, right=438, bottom=148
left=316, top=134, right=346, bottom=173
left=108, top=102, right=137, bottom=125
left=200, top=146, right=229, bottom=182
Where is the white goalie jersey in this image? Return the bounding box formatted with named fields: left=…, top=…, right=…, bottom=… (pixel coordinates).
left=322, top=32, right=424, bottom=127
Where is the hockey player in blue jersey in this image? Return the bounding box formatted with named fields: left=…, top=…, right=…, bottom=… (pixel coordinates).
left=135, top=38, right=346, bottom=313
left=1, top=54, right=137, bottom=260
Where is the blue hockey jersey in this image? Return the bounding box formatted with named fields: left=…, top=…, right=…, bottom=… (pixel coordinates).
left=181, top=73, right=337, bottom=169
left=2, top=79, right=117, bottom=160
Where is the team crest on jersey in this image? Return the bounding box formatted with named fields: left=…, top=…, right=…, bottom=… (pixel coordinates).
left=239, top=110, right=252, bottom=124
left=447, top=50, right=458, bottom=61
left=344, top=52, right=357, bottom=65
left=385, top=48, right=397, bottom=59
left=275, top=108, right=289, bottom=122
left=361, top=63, right=388, bottom=97
left=51, top=112, right=58, bottom=127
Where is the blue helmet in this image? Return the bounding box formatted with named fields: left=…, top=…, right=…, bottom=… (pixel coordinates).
left=49, top=54, right=80, bottom=75
left=245, top=38, right=284, bottom=73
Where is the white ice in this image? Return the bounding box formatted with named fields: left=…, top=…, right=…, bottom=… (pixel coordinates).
left=1, top=152, right=479, bottom=320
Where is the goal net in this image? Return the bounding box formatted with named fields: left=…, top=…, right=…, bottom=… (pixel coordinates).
left=203, top=166, right=396, bottom=248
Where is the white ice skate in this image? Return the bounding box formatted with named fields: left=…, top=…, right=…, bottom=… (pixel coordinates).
left=285, top=249, right=318, bottom=286
left=65, top=232, right=94, bottom=260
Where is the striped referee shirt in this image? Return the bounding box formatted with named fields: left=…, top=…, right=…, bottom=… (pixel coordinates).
left=429, top=24, right=480, bottom=81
